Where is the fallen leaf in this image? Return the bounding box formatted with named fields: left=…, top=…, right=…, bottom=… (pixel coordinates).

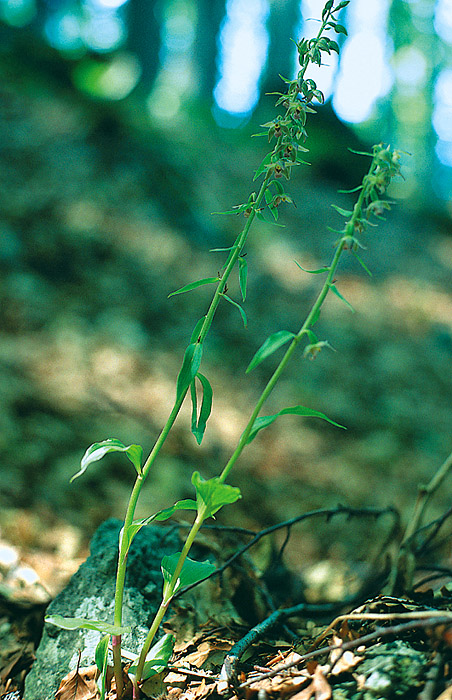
left=434, top=687, right=452, bottom=700
left=55, top=665, right=99, bottom=700
left=329, top=636, right=363, bottom=675
left=291, top=665, right=331, bottom=700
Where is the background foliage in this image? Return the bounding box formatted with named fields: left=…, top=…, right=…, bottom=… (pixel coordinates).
left=1, top=0, right=452, bottom=573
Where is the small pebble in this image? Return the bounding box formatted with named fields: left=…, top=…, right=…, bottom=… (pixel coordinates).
left=10, top=564, right=40, bottom=586
left=0, top=543, right=19, bottom=572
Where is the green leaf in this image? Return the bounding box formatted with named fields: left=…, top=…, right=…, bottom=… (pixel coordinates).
left=334, top=0, right=350, bottom=10
left=311, top=305, right=321, bottom=325
left=254, top=209, right=286, bottom=227
left=337, top=185, right=363, bottom=194
left=253, top=152, right=272, bottom=181
left=168, top=277, right=219, bottom=298
left=45, top=615, right=131, bottom=635
left=192, top=471, right=241, bottom=519
left=246, top=406, right=346, bottom=444
left=328, top=39, right=340, bottom=54
left=190, top=316, right=207, bottom=344
left=331, top=204, right=353, bottom=218
left=303, top=329, right=318, bottom=344
left=71, top=439, right=143, bottom=483
left=348, top=148, right=373, bottom=157
left=221, top=294, right=247, bottom=327
left=269, top=203, right=279, bottom=221
left=246, top=330, right=296, bottom=373
left=176, top=342, right=203, bottom=400
left=161, top=553, right=216, bottom=597
left=295, top=151, right=311, bottom=165
left=213, top=208, right=244, bottom=216
left=333, top=23, right=347, bottom=35
left=294, top=260, right=330, bottom=274
left=190, top=372, right=213, bottom=445
left=209, top=245, right=238, bottom=252
left=129, top=633, right=175, bottom=680
left=120, top=499, right=198, bottom=563
left=154, top=500, right=198, bottom=521
left=352, top=251, right=372, bottom=277
left=239, top=257, right=248, bottom=302
left=267, top=179, right=285, bottom=194
left=95, top=634, right=109, bottom=700
left=329, top=283, right=355, bottom=312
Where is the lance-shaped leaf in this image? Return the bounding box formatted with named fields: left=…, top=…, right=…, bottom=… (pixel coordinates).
left=253, top=152, right=272, bottom=181
left=334, top=0, right=351, bottom=10
left=311, top=305, right=321, bottom=325
left=331, top=204, right=353, bottom=218
left=352, top=251, right=372, bottom=276
left=176, top=342, right=203, bottom=400
left=221, top=294, right=247, bottom=327
left=348, top=147, right=373, bottom=157
left=161, top=553, right=216, bottom=598
left=337, top=185, right=363, bottom=194
left=294, top=260, right=330, bottom=274
left=95, top=634, right=109, bottom=700
left=120, top=499, right=198, bottom=563
left=238, top=257, right=248, bottom=301
left=129, top=633, right=175, bottom=681
left=246, top=330, right=296, bottom=373
left=190, top=316, right=207, bottom=343
left=209, top=245, right=238, bottom=252
left=168, top=277, right=219, bottom=298
left=190, top=372, right=213, bottom=445
left=71, top=439, right=143, bottom=483
left=245, top=406, right=346, bottom=444
left=192, top=471, right=241, bottom=519
left=45, top=615, right=131, bottom=635
left=329, top=283, right=355, bottom=312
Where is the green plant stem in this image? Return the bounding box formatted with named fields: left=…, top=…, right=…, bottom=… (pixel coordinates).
left=110, top=172, right=271, bottom=695
left=220, top=173, right=370, bottom=483
left=133, top=509, right=206, bottom=685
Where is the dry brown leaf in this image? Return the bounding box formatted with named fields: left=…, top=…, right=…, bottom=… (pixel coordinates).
left=55, top=665, right=99, bottom=700
left=329, top=636, right=363, bottom=675
left=291, top=665, right=331, bottom=700
left=182, top=639, right=233, bottom=669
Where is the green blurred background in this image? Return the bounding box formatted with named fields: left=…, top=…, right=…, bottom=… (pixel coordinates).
left=0, top=0, right=452, bottom=573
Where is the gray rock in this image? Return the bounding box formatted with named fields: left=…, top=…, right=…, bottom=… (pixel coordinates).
left=24, top=518, right=181, bottom=700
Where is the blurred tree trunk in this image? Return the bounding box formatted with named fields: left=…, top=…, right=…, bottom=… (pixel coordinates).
left=387, top=0, right=440, bottom=207
left=127, top=0, right=161, bottom=93
left=192, top=0, right=226, bottom=102
left=260, top=0, right=300, bottom=97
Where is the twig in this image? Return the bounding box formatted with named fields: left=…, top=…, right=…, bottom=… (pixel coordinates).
left=414, top=505, right=452, bottom=556
left=238, top=615, right=452, bottom=689
left=174, top=505, right=398, bottom=600
left=167, top=665, right=217, bottom=681
left=413, top=566, right=452, bottom=590
left=217, top=570, right=390, bottom=689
